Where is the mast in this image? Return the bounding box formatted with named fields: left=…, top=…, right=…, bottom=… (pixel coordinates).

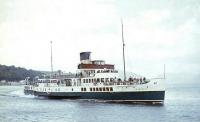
left=50, top=41, right=53, bottom=77
left=121, top=20, right=126, bottom=81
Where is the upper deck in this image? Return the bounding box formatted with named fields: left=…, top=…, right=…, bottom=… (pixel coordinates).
left=78, top=63, right=114, bottom=69
left=78, top=52, right=114, bottom=69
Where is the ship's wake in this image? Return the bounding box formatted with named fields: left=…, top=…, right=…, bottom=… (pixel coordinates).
left=0, top=86, right=35, bottom=99
left=9, top=89, right=35, bottom=98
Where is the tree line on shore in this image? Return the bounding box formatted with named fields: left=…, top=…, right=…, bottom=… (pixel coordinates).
left=0, top=64, right=44, bottom=81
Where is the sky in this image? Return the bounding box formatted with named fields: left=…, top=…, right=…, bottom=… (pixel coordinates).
left=0, top=0, right=200, bottom=79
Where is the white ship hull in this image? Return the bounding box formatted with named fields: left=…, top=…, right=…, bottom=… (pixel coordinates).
left=24, top=79, right=165, bottom=103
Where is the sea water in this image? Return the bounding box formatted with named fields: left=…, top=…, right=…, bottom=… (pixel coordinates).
left=0, top=83, right=200, bottom=122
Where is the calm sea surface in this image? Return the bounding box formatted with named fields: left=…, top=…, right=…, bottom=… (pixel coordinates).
left=0, top=83, right=200, bottom=122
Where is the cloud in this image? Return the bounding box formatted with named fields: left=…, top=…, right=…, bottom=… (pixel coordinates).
left=0, top=0, right=200, bottom=76
left=0, top=0, right=119, bottom=71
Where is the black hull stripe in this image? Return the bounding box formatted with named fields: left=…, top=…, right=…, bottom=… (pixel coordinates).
left=30, top=91, right=165, bottom=101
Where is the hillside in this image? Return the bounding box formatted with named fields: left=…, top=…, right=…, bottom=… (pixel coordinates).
left=0, top=64, right=44, bottom=81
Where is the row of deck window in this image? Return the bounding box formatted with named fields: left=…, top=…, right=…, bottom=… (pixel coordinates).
left=83, top=78, right=114, bottom=83
left=37, top=88, right=60, bottom=92
left=36, top=87, right=113, bottom=92
left=83, top=69, right=118, bottom=74
left=81, top=87, right=113, bottom=92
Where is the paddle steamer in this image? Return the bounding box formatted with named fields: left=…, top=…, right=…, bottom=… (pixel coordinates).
left=24, top=22, right=165, bottom=103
